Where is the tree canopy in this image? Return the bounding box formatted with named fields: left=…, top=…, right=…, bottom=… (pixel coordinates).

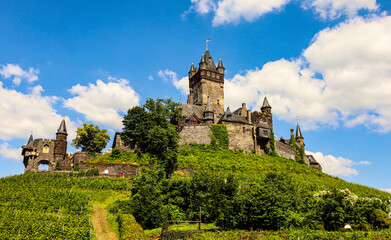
left=72, top=123, right=110, bottom=154
left=121, top=98, right=182, bottom=177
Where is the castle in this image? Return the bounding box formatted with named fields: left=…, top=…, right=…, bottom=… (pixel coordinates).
left=22, top=49, right=321, bottom=173
left=177, top=49, right=321, bottom=169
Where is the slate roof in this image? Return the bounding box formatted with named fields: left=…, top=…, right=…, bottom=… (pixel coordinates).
left=57, top=119, right=67, bottom=135
left=204, top=97, right=214, bottom=113
left=218, top=108, right=252, bottom=125
left=200, top=50, right=217, bottom=71
left=257, top=122, right=270, bottom=129
left=217, top=57, right=224, bottom=69
left=296, top=123, right=303, bottom=138
left=261, top=97, right=271, bottom=108
left=181, top=103, right=205, bottom=119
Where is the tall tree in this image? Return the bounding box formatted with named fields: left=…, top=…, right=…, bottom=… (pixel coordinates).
left=121, top=98, right=181, bottom=177
left=72, top=123, right=110, bottom=154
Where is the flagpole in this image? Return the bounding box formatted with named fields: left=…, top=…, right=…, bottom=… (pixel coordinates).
left=206, top=40, right=208, bottom=50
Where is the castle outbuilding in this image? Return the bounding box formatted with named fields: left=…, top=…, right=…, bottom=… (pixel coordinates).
left=22, top=119, right=72, bottom=172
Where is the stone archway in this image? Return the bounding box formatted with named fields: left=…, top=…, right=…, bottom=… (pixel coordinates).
left=37, top=160, right=51, bottom=171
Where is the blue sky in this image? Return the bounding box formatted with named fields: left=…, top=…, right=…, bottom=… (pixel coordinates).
left=0, top=0, right=390, bottom=192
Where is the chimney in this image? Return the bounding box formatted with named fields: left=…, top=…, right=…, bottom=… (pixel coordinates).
left=247, top=110, right=252, bottom=123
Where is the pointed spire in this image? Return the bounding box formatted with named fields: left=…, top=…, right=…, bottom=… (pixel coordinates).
left=57, top=119, right=67, bottom=135
left=189, top=60, right=195, bottom=72
left=296, top=123, right=303, bottom=139
left=226, top=107, right=231, bottom=115
left=27, top=133, right=33, bottom=145
left=204, top=96, right=214, bottom=112
left=218, top=57, right=224, bottom=68
left=261, top=97, right=271, bottom=109
left=200, top=52, right=206, bottom=64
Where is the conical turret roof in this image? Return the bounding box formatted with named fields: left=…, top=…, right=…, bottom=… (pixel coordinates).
left=57, top=119, right=67, bottom=135
left=27, top=133, right=33, bottom=145
left=217, top=57, right=224, bottom=69
left=189, top=61, right=195, bottom=72
left=226, top=107, right=231, bottom=115
left=296, top=123, right=303, bottom=139
left=261, top=97, right=271, bottom=109
left=204, top=96, right=214, bottom=113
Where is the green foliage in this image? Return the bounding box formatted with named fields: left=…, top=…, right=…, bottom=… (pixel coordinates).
left=370, top=209, right=391, bottom=229
left=269, top=130, right=278, bottom=156
left=72, top=123, right=110, bottom=154
left=209, top=124, right=229, bottom=149
left=121, top=98, right=181, bottom=177
left=289, top=133, right=305, bottom=164
left=117, top=213, right=147, bottom=240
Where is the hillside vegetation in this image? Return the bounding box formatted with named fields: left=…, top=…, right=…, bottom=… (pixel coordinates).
left=1, top=144, right=390, bottom=239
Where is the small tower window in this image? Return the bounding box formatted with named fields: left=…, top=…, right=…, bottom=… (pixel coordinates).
left=207, top=72, right=210, bottom=77
left=217, top=75, right=219, bottom=79
left=43, top=144, right=49, bottom=153
left=212, top=73, right=215, bottom=78
left=243, top=127, right=246, bottom=134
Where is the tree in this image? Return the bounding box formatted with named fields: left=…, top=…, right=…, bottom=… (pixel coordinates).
left=121, top=98, right=182, bottom=177
left=72, top=123, right=110, bottom=154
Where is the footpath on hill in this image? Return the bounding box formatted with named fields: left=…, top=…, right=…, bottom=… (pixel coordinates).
left=91, top=205, right=118, bottom=240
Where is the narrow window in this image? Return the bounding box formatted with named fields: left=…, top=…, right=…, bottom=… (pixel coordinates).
left=243, top=127, right=245, bottom=134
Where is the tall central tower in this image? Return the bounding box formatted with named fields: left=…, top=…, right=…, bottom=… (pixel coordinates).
left=187, top=50, right=225, bottom=115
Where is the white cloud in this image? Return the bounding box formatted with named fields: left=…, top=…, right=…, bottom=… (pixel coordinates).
left=382, top=189, right=391, bottom=193
left=0, top=81, right=77, bottom=141
left=0, top=64, right=39, bottom=86
left=302, top=0, right=378, bottom=20
left=0, top=142, right=22, bottom=162
left=223, top=15, right=391, bottom=132
left=64, top=76, right=140, bottom=130
left=158, top=69, right=189, bottom=95
left=306, top=150, right=371, bottom=176
left=186, top=0, right=379, bottom=25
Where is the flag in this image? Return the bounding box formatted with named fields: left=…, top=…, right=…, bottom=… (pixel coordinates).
left=206, top=38, right=211, bottom=42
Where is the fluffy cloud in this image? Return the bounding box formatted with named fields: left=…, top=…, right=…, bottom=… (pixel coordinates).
left=64, top=76, right=140, bottom=130
left=302, top=0, right=378, bottom=19
left=224, top=15, right=391, bottom=132
left=0, top=81, right=77, bottom=142
left=0, top=142, right=22, bottom=162
left=186, top=0, right=378, bottom=25
left=306, top=151, right=371, bottom=176
left=0, top=64, right=39, bottom=86
left=158, top=69, right=189, bottom=95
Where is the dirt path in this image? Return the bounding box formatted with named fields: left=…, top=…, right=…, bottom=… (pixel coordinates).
left=91, top=205, right=118, bottom=240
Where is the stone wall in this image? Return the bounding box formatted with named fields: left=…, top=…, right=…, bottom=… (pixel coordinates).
left=79, top=162, right=139, bottom=178
left=275, top=141, right=296, bottom=160
left=73, top=151, right=94, bottom=164
left=226, top=122, right=254, bottom=153
left=179, top=125, right=211, bottom=145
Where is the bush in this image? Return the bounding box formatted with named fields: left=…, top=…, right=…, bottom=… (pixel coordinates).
left=209, top=124, right=229, bottom=149
left=118, top=213, right=147, bottom=240
left=370, top=209, right=391, bottom=229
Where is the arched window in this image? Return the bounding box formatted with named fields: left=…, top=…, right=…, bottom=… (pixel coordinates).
left=43, top=144, right=49, bottom=153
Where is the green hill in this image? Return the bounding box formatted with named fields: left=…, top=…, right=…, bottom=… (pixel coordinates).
left=1, top=144, right=390, bottom=239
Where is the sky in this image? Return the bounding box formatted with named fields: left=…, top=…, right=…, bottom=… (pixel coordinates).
left=0, top=0, right=390, bottom=192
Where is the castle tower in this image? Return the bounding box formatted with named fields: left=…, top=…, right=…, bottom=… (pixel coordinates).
left=203, top=96, right=214, bottom=124
left=295, top=123, right=305, bottom=150
left=261, top=97, right=273, bottom=129
left=54, top=119, right=68, bottom=166
left=187, top=50, right=224, bottom=116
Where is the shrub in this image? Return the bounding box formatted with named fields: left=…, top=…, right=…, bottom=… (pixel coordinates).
left=209, top=124, right=229, bottom=149
left=118, top=213, right=147, bottom=240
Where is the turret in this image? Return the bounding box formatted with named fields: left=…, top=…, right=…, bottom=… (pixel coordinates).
left=261, top=97, right=271, bottom=114
left=27, top=133, right=33, bottom=145
left=295, top=123, right=304, bottom=150
left=203, top=96, right=214, bottom=123
left=226, top=107, right=232, bottom=120
left=199, top=52, right=207, bottom=69
left=189, top=60, right=196, bottom=78
left=217, top=57, right=225, bottom=74
left=56, top=119, right=68, bottom=141
left=261, top=97, right=273, bottom=129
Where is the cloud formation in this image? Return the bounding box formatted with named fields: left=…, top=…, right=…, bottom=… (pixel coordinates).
left=224, top=15, right=391, bottom=132
left=64, top=76, right=140, bottom=130
left=306, top=150, right=371, bottom=176
left=186, top=0, right=378, bottom=25
left=0, top=142, right=22, bottom=162
left=0, top=81, right=77, bottom=141
left=158, top=69, right=189, bottom=95
left=0, top=64, right=39, bottom=86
